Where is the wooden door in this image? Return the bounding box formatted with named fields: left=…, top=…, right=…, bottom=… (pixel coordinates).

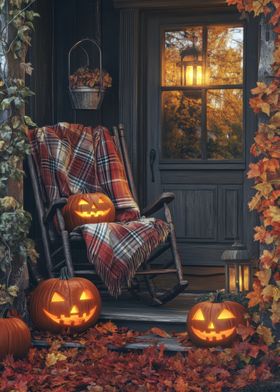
left=144, top=11, right=259, bottom=266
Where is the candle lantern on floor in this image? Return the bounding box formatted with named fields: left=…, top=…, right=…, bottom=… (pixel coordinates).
left=221, top=241, right=253, bottom=293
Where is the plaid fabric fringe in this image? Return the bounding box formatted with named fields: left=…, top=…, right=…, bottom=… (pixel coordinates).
left=28, top=123, right=170, bottom=296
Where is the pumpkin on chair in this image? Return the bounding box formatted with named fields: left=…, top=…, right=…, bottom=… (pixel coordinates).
left=29, top=268, right=101, bottom=333
left=0, top=309, right=31, bottom=360
left=63, top=192, right=115, bottom=231
left=187, top=295, right=246, bottom=347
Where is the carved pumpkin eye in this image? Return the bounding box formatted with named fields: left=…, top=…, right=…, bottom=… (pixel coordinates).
left=192, top=308, right=205, bottom=321
left=218, top=309, right=235, bottom=320
left=98, top=198, right=104, bottom=204
left=78, top=199, right=89, bottom=206
left=80, top=290, right=94, bottom=301
left=51, top=292, right=65, bottom=303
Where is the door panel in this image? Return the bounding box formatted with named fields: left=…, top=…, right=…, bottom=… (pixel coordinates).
left=145, top=12, right=258, bottom=266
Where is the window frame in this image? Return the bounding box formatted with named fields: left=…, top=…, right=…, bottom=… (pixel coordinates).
left=160, top=21, right=246, bottom=164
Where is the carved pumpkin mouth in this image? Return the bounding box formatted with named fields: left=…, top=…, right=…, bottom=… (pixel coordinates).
left=74, top=209, right=111, bottom=218
left=43, top=306, right=97, bottom=326
left=191, top=326, right=236, bottom=342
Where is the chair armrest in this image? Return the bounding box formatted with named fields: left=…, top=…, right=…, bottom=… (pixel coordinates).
left=142, top=192, right=175, bottom=216
left=43, top=198, right=68, bottom=223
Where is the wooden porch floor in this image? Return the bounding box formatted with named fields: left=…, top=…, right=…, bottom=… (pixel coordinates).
left=100, top=266, right=225, bottom=331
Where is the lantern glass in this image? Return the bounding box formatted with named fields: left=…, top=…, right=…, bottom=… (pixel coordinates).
left=227, top=263, right=251, bottom=293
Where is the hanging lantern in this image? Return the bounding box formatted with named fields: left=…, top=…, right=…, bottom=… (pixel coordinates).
left=177, top=37, right=203, bottom=86
left=221, top=241, right=254, bottom=293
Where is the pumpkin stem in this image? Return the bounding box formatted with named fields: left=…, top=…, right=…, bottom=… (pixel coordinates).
left=214, top=291, right=224, bottom=303
left=0, top=305, right=10, bottom=318
left=59, top=267, right=70, bottom=280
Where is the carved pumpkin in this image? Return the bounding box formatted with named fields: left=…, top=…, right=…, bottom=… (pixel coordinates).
left=187, top=299, right=246, bottom=347
left=0, top=313, right=31, bottom=360
left=29, top=268, right=101, bottom=333
left=63, top=192, right=115, bottom=231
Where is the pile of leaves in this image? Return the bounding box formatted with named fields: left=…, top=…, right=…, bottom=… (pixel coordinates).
left=226, top=1, right=280, bottom=336
left=69, top=67, right=112, bottom=90
left=0, top=322, right=279, bottom=392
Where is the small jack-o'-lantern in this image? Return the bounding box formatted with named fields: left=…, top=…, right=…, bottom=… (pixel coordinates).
left=63, top=192, right=115, bottom=231
left=29, top=268, right=101, bottom=333
left=187, top=299, right=246, bottom=347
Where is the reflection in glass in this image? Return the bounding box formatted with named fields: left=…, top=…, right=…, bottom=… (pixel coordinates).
left=163, top=28, right=203, bottom=86
left=162, top=91, right=202, bottom=159
left=207, top=89, right=243, bottom=159
left=207, top=26, right=243, bottom=85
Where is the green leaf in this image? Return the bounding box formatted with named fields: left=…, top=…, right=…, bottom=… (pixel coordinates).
left=1, top=97, right=14, bottom=110
left=24, top=115, right=36, bottom=127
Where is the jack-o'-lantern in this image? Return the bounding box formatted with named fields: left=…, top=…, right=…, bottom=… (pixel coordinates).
left=187, top=299, right=246, bottom=347
left=0, top=310, right=31, bottom=360
left=29, top=268, right=101, bottom=333
left=63, top=192, right=115, bottom=231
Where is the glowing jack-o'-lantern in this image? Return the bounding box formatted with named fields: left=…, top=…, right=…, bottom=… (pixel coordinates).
left=63, top=192, right=115, bottom=231
left=187, top=299, right=246, bottom=347
left=29, top=268, right=101, bottom=333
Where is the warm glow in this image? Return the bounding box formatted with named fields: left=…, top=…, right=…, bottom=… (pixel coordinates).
left=192, top=308, right=205, bottom=321
left=78, top=199, right=89, bottom=206
left=80, top=290, right=94, bottom=300
left=208, top=322, right=215, bottom=329
left=51, top=292, right=65, bottom=303
left=75, top=208, right=111, bottom=218
left=98, top=198, right=104, bottom=203
left=43, top=307, right=97, bottom=326
left=229, top=265, right=250, bottom=292
left=191, top=326, right=235, bottom=342
left=196, top=66, right=202, bottom=85
left=229, top=267, right=236, bottom=292
left=70, top=305, right=79, bottom=314
left=239, top=265, right=249, bottom=291
left=185, top=66, right=193, bottom=85
left=185, top=65, right=202, bottom=86
left=218, top=309, right=235, bottom=320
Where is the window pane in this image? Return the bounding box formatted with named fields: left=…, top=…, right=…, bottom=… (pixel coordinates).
left=207, top=26, right=243, bottom=85
left=162, top=91, right=202, bottom=159
left=207, top=89, right=243, bottom=160
left=163, top=27, right=203, bottom=86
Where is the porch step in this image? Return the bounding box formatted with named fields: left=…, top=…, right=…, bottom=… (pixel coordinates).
left=100, top=293, right=199, bottom=332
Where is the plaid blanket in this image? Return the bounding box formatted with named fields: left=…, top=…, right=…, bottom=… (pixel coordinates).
left=28, top=123, right=170, bottom=296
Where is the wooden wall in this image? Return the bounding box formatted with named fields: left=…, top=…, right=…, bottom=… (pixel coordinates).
left=30, top=0, right=119, bottom=128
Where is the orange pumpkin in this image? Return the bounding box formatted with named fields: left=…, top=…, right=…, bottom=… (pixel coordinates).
left=63, top=192, right=115, bottom=231
left=29, top=268, right=101, bottom=333
left=0, top=315, right=31, bottom=360
left=187, top=300, right=246, bottom=347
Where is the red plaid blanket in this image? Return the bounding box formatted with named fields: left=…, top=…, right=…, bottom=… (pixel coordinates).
left=28, top=123, right=170, bottom=296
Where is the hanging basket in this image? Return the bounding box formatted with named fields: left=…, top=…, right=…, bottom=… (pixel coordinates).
left=68, top=38, right=105, bottom=110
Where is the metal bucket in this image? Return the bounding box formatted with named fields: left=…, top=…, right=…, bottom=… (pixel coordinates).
left=69, top=86, right=105, bottom=110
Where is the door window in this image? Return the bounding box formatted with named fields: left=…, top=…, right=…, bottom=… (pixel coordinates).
left=161, top=24, right=244, bottom=161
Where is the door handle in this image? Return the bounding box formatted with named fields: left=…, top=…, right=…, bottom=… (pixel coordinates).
left=149, top=149, right=156, bottom=183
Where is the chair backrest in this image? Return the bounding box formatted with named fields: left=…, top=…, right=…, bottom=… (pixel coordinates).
left=27, top=124, right=139, bottom=273
left=112, top=124, right=139, bottom=205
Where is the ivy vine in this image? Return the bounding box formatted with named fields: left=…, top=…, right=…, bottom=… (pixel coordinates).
left=0, top=0, right=38, bottom=311
left=227, top=0, right=280, bottom=341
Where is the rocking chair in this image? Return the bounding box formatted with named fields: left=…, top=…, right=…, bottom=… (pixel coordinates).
left=27, top=124, right=188, bottom=305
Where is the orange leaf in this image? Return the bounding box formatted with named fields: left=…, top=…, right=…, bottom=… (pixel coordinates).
left=256, top=325, right=275, bottom=345
left=255, top=269, right=272, bottom=286
left=149, top=327, right=171, bottom=338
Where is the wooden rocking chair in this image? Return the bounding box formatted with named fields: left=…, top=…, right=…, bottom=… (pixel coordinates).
left=27, top=124, right=188, bottom=305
